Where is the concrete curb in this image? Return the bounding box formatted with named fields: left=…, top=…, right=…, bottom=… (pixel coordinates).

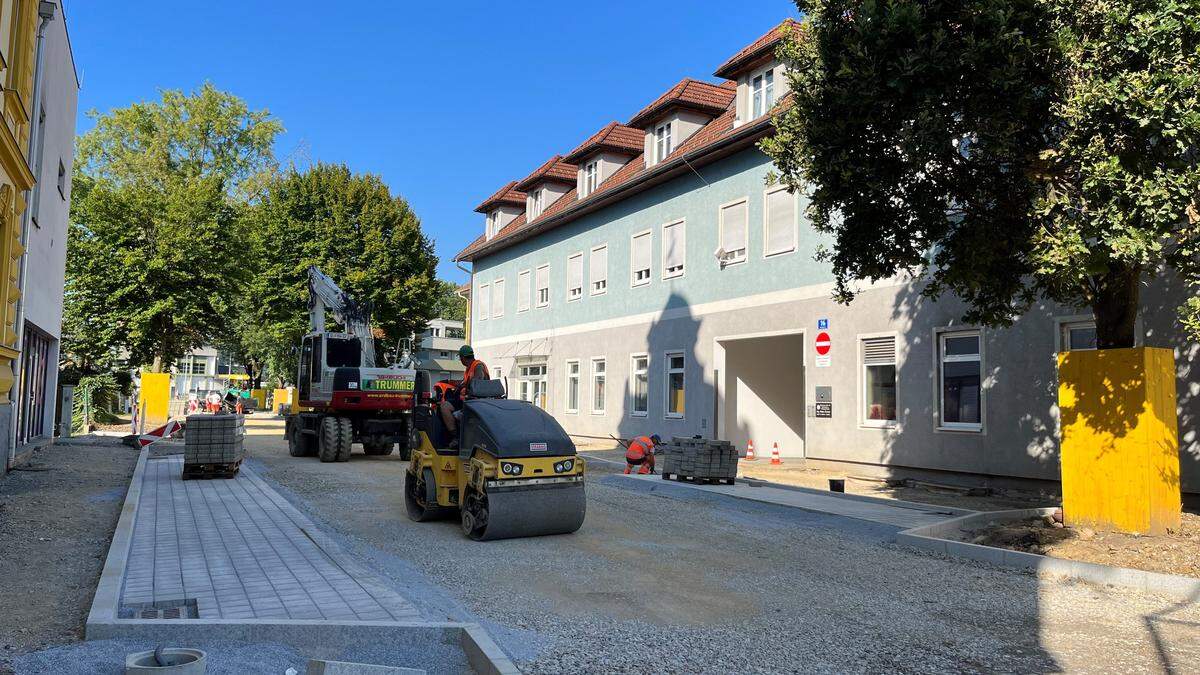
left=85, top=449, right=520, bottom=675
left=897, top=508, right=1200, bottom=602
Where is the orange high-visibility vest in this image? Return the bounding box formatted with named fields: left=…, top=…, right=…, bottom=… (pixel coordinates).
left=458, top=359, right=490, bottom=398
left=626, top=435, right=654, bottom=462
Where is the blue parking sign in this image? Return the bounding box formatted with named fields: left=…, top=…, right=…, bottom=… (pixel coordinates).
left=817, top=318, right=829, bottom=330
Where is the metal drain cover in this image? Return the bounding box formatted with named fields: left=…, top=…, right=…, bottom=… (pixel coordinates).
left=118, top=598, right=198, bottom=619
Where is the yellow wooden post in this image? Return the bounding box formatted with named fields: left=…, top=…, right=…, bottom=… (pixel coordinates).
left=272, top=387, right=293, bottom=413
left=1058, top=346, right=1181, bottom=534
left=250, top=388, right=267, bottom=410
left=140, top=372, right=172, bottom=430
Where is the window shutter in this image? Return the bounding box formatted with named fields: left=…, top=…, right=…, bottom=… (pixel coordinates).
left=590, top=246, right=607, bottom=287
left=567, top=255, right=582, bottom=292
left=766, top=189, right=795, bottom=255
left=721, top=202, right=747, bottom=255
left=862, top=336, right=896, bottom=365
left=517, top=271, right=530, bottom=311
left=492, top=279, right=504, bottom=317
left=478, top=285, right=490, bottom=318
left=536, top=265, right=549, bottom=296
left=632, top=232, right=651, bottom=277
left=664, top=222, right=685, bottom=273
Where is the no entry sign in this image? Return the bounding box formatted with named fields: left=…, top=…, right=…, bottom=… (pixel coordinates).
left=814, top=331, right=831, bottom=367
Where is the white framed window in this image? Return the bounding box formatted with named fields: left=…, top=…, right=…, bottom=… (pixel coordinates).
left=631, top=229, right=652, bottom=286
left=528, top=188, right=545, bottom=220
left=861, top=335, right=897, bottom=427
left=565, top=360, right=580, bottom=414
left=517, top=269, right=531, bottom=313
left=630, top=353, right=649, bottom=417
left=665, top=351, right=685, bottom=418
left=590, top=244, right=608, bottom=295
left=718, top=198, right=748, bottom=265
left=485, top=211, right=499, bottom=240
left=764, top=186, right=796, bottom=257
left=752, top=68, right=776, bottom=118
left=938, top=330, right=983, bottom=430
left=535, top=264, right=550, bottom=308
left=654, top=122, right=673, bottom=163
left=491, top=278, right=505, bottom=318
left=477, top=283, right=490, bottom=321
left=518, top=364, right=548, bottom=409
left=582, top=160, right=599, bottom=197
left=662, top=219, right=685, bottom=279
left=591, top=358, right=606, bottom=414
left=1059, top=319, right=1097, bottom=352
left=567, top=253, right=583, bottom=301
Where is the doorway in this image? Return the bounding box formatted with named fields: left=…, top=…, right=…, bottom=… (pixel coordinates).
left=715, top=331, right=806, bottom=458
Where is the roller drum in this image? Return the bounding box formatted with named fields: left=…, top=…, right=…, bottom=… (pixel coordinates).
left=472, top=481, right=586, bottom=541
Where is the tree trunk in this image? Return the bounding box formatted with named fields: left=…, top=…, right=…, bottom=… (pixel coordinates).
left=150, top=355, right=163, bottom=373
left=1091, top=264, right=1141, bottom=349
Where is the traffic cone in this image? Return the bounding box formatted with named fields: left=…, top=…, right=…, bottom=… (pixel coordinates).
left=770, top=442, right=782, bottom=465
left=745, top=439, right=757, bottom=461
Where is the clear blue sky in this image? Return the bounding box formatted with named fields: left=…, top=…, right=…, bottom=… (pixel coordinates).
left=68, top=1, right=799, bottom=283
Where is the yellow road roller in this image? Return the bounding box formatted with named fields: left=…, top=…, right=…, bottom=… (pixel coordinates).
left=405, top=378, right=586, bottom=540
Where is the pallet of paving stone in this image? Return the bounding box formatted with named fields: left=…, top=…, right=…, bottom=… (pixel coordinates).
left=661, top=471, right=736, bottom=486
left=183, top=413, right=245, bottom=466
left=181, top=458, right=242, bottom=480
left=659, top=437, right=739, bottom=481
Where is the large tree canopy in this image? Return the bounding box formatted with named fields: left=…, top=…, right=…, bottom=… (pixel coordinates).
left=762, top=0, right=1200, bottom=347
left=235, top=163, right=441, bottom=385
left=65, top=83, right=282, bottom=371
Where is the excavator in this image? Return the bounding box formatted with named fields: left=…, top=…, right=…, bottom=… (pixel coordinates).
left=284, top=266, right=420, bottom=462
left=404, top=377, right=587, bottom=541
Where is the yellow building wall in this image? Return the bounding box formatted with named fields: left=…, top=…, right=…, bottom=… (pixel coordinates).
left=1058, top=346, right=1181, bottom=534
left=0, top=1, right=39, bottom=404
left=140, top=372, right=172, bottom=430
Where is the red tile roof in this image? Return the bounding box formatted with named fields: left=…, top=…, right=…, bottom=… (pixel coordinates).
left=514, top=155, right=578, bottom=192
left=627, top=78, right=736, bottom=129
left=713, top=19, right=799, bottom=79
left=473, top=180, right=527, bottom=213
left=563, top=122, right=645, bottom=164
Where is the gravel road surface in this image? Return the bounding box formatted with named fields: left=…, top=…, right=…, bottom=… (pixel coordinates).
left=241, top=417, right=1200, bottom=674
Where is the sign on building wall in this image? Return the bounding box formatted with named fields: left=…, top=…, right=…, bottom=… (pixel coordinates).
left=814, top=331, right=831, bottom=368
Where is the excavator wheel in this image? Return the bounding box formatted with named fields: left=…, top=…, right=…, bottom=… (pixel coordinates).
left=319, top=416, right=353, bottom=463
left=286, top=417, right=316, bottom=457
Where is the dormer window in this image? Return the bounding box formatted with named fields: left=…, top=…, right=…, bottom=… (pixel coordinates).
left=528, top=188, right=545, bottom=220
left=582, top=161, right=598, bottom=197
left=751, top=68, right=776, bottom=119
left=485, top=211, right=500, bottom=240
left=654, top=122, right=673, bottom=163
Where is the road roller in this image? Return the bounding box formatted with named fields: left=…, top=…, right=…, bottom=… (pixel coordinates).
left=404, top=377, right=586, bottom=540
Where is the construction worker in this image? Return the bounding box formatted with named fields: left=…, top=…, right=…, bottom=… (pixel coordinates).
left=440, top=345, right=489, bottom=447
left=624, top=434, right=660, bottom=475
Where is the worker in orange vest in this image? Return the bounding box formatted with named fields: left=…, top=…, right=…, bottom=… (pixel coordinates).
left=440, top=345, right=490, bottom=447
left=624, top=434, right=660, bottom=475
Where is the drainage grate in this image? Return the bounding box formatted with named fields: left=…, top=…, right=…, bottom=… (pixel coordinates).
left=118, top=599, right=199, bottom=620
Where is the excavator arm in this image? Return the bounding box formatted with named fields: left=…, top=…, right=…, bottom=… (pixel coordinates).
left=307, top=265, right=373, bottom=340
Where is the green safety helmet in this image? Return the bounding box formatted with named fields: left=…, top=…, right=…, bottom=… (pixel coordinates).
left=458, top=345, right=475, bottom=359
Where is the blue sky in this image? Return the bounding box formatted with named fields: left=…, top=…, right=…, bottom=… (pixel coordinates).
left=68, top=1, right=799, bottom=282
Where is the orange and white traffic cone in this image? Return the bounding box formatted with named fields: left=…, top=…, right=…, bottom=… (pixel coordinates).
left=770, top=442, right=782, bottom=465
left=745, top=439, right=757, bottom=461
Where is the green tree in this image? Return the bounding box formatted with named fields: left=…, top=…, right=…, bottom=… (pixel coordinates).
left=65, top=83, right=283, bottom=371
left=237, top=163, right=440, bottom=386
left=762, top=1, right=1200, bottom=347
left=433, top=279, right=467, bottom=322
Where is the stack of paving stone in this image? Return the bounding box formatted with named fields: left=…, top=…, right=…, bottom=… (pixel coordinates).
left=659, top=436, right=738, bottom=484
left=182, top=413, right=244, bottom=479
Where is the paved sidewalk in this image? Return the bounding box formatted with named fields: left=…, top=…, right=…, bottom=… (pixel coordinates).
left=621, top=472, right=965, bottom=529
left=122, top=456, right=421, bottom=622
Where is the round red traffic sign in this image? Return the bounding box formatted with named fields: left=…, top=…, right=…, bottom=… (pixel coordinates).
left=815, top=331, right=831, bottom=356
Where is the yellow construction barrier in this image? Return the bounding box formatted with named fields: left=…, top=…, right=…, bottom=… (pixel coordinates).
left=250, top=388, right=267, bottom=410
left=140, top=372, right=172, bottom=430
left=273, top=387, right=294, bottom=413
left=1058, top=346, right=1181, bottom=534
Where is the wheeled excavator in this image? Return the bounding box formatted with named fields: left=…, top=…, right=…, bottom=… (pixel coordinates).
left=284, top=266, right=420, bottom=462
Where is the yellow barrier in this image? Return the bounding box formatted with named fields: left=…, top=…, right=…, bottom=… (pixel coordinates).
left=1058, top=346, right=1181, bottom=534
left=250, top=388, right=267, bottom=410
left=140, top=372, right=172, bottom=430
left=273, top=387, right=294, bottom=413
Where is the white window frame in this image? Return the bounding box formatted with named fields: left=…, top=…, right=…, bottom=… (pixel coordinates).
left=1054, top=315, right=1098, bottom=353
left=565, top=359, right=580, bottom=414
left=590, top=244, right=608, bottom=296
left=535, top=264, right=550, bottom=308
left=664, top=350, right=685, bottom=419
left=629, top=353, right=649, bottom=418
left=591, top=357, right=607, bottom=415
left=718, top=197, right=749, bottom=266
left=566, top=252, right=583, bottom=302
left=476, top=283, right=489, bottom=321
left=661, top=219, right=686, bottom=280
left=858, top=331, right=899, bottom=429
left=528, top=188, right=545, bottom=220
left=763, top=185, right=798, bottom=258
left=935, top=328, right=984, bottom=433
left=654, top=121, right=673, bottom=163
left=517, top=269, right=531, bottom=313
left=491, top=278, right=505, bottom=319
left=630, top=229, right=652, bottom=287
left=582, top=160, right=599, bottom=197
left=485, top=211, right=499, bottom=240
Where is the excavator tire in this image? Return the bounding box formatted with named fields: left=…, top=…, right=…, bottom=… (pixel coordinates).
left=286, top=417, right=316, bottom=457
left=319, top=416, right=353, bottom=463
